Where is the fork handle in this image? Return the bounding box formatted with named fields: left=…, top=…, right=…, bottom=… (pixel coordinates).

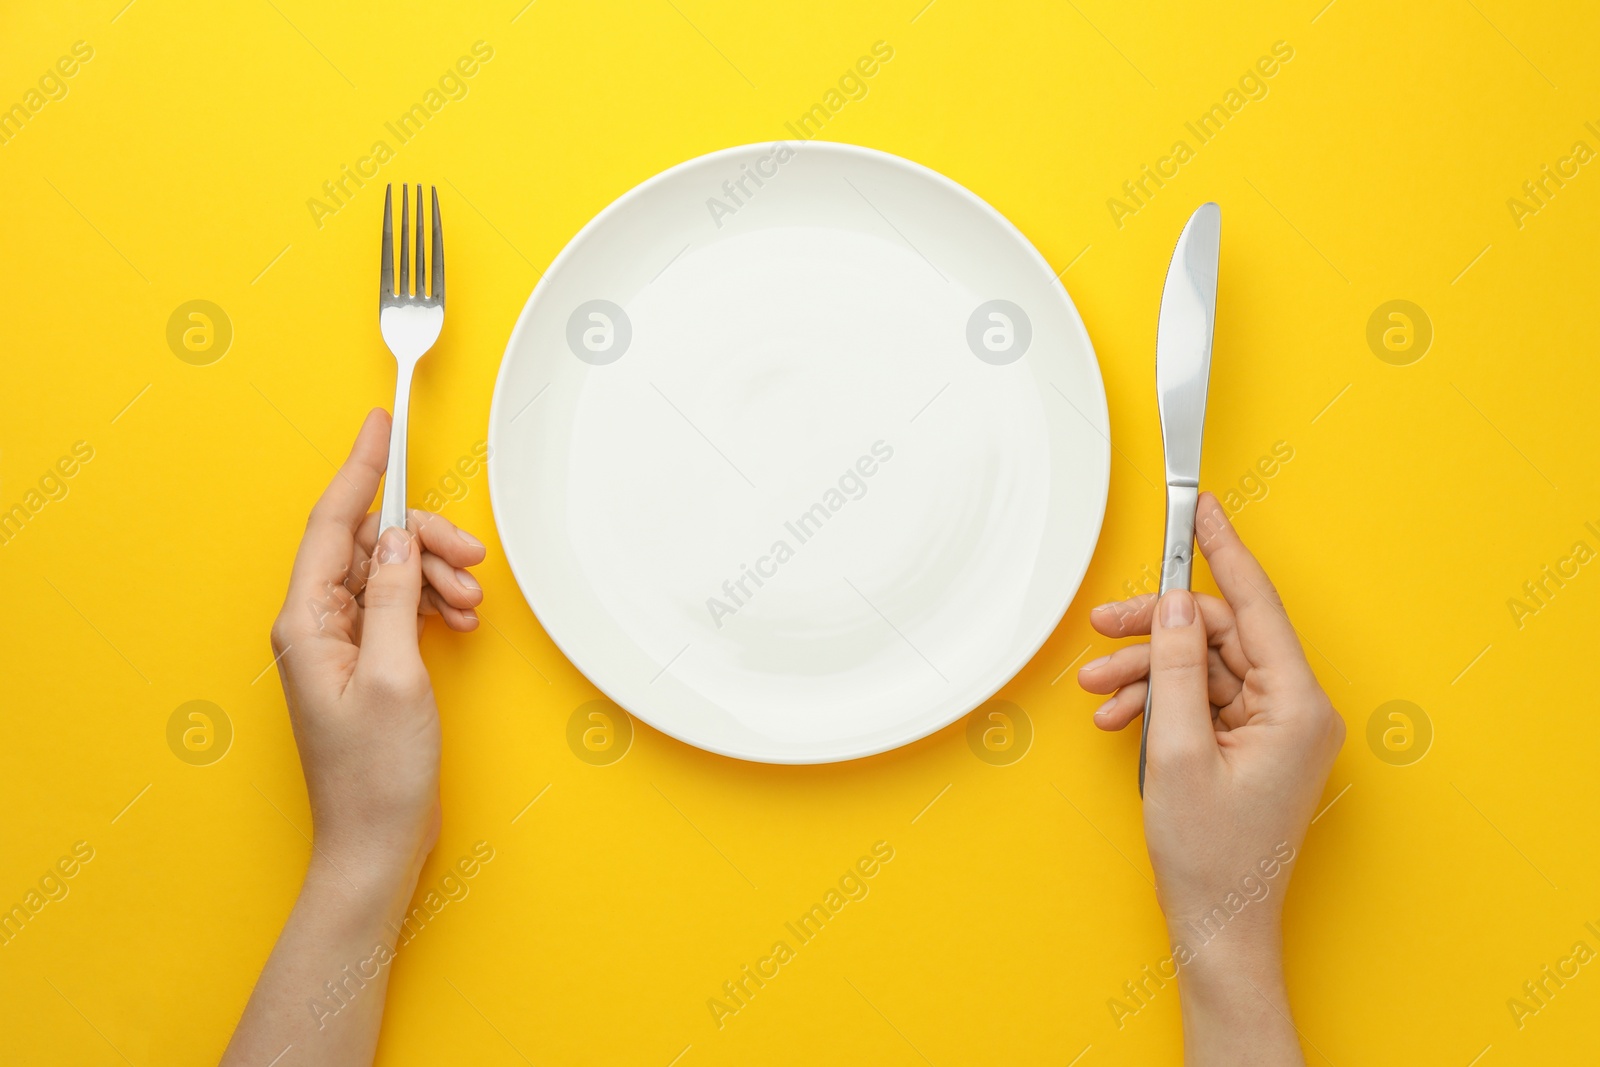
left=380, top=362, right=415, bottom=536
left=1137, top=483, right=1198, bottom=797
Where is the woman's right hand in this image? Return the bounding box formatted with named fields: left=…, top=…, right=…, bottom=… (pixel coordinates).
left=1078, top=491, right=1345, bottom=1065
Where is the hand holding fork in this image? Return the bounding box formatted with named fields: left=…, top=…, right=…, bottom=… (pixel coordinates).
left=379, top=183, right=445, bottom=534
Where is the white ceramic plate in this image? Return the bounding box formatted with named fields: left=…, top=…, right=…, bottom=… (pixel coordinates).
left=489, top=142, right=1109, bottom=763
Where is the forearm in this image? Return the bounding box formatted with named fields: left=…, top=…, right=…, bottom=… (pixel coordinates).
left=1175, top=930, right=1306, bottom=1067
left=221, top=852, right=420, bottom=1067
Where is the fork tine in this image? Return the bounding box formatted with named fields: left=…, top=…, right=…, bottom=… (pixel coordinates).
left=380, top=184, right=394, bottom=300
left=399, top=184, right=410, bottom=297
left=430, top=187, right=444, bottom=304
left=414, top=184, right=425, bottom=298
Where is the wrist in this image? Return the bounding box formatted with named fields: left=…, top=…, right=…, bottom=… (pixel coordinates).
left=1169, top=926, right=1303, bottom=1066
left=304, top=839, right=426, bottom=924
left=1174, top=929, right=1285, bottom=997
left=311, top=803, right=437, bottom=891
left=1167, top=908, right=1283, bottom=985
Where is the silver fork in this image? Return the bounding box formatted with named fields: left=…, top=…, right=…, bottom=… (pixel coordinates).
left=379, top=183, right=445, bottom=534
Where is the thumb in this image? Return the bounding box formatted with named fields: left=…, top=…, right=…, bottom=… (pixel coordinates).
left=1146, top=589, right=1219, bottom=771
left=360, top=523, right=425, bottom=678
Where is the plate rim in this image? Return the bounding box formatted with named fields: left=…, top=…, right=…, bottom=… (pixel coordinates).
left=487, top=139, right=1111, bottom=764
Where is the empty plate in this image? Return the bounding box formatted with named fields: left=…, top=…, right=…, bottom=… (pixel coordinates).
left=489, top=141, right=1109, bottom=763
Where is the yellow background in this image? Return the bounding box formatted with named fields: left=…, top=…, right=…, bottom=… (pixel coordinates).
left=3, top=0, right=1598, bottom=1063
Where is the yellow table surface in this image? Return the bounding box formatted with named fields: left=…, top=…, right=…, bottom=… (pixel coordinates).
left=4, top=1, right=1598, bottom=1063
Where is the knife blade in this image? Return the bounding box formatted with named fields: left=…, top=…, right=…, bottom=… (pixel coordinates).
left=1139, top=202, right=1220, bottom=796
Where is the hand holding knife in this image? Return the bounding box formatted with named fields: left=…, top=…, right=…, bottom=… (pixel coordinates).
left=1138, top=202, right=1221, bottom=796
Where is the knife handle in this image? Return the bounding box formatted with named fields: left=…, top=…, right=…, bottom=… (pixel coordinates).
left=1138, top=483, right=1198, bottom=796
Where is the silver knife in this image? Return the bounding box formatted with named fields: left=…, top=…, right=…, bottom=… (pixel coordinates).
left=1139, top=202, right=1221, bottom=796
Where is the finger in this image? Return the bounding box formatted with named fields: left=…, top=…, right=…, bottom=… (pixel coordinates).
left=1091, top=593, right=1250, bottom=679
left=347, top=517, right=483, bottom=608
left=1091, top=592, right=1231, bottom=640
left=357, top=524, right=427, bottom=678
left=1216, top=696, right=1253, bottom=733
left=1196, top=595, right=1251, bottom=681
left=1208, top=650, right=1244, bottom=709
left=1089, top=594, right=1155, bottom=637
left=1145, top=589, right=1220, bottom=769
left=353, top=511, right=380, bottom=561
left=1078, top=644, right=1150, bottom=695
left=1194, top=492, right=1308, bottom=666
left=280, top=409, right=390, bottom=638
left=421, top=553, right=483, bottom=610
left=1080, top=643, right=1243, bottom=708
left=422, top=586, right=480, bottom=631
left=1091, top=679, right=1146, bottom=731
left=408, top=509, right=488, bottom=568
left=354, top=508, right=486, bottom=570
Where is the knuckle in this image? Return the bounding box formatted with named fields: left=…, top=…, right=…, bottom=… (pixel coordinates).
left=359, top=664, right=429, bottom=702
left=1292, top=693, right=1345, bottom=749
left=361, top=580, right=414, bottom=612
left=1104, top=596, right=1152, bottom=633
left=1323, top=703, right=1348, bottom=746
left=1151, top=656, right=1205, bottom=682
left=269, top=615, right=295, bottom=654
left=1148, top=734, right=1211, bottom=775
left=304, top=501, right=334, bottom=534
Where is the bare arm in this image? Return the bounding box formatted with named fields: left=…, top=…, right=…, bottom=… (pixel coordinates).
left=222, top=854, right=420, bottom=1065
left=222, top=409, right=486, bottom=1066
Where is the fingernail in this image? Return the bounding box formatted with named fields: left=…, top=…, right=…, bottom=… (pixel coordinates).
left=455, top=568, right=480, bottom=593
left=1091, top=602, right=1115, bottom=615
left=1094, top=697, right=1116, bottom=718
left=378, top=527, right=411, bottom=564
left=1081, top=655, right=1110, bottom=672
left=1160, top=589, right=1193, bottom=627
left=461, top=609, right=478, bottom=625
left=457, top=528, right=483, bottom=550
